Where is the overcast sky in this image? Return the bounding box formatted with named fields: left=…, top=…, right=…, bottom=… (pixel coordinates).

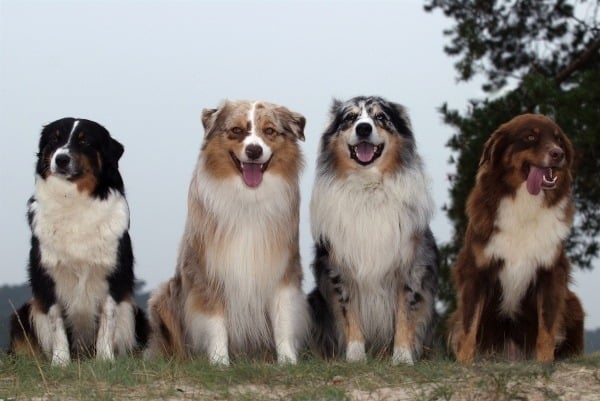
left=1, top=0, right=598, bottom=330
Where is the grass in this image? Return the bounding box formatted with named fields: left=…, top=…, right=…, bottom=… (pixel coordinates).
left=0, top=353, right=599, bottom=401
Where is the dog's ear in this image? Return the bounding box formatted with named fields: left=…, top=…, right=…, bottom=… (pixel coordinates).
left=201, top=107, right=219, bottom=138
left=109, top=137, right=124, bottom=162
left=479, top=133, right=496, bottom=167
left=99, top=124, right=124, bottom=167
left=329, top=98, right=343, bottom=116
left=321, top=99, right=344, bottom=138
left=288, top=112, right=306, bottom=141
left=479, top=125, right=510, bottom=167
left=277, top=106, right=305, bottom=141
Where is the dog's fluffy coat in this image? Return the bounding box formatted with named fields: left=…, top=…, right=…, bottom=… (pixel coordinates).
left=447, top=114, right=584, bottom=362
left=9, top=118, right=148, bottom=365
left=145, top=100, right=309, bottom=364
left=308, top=96, right=439, bottom=364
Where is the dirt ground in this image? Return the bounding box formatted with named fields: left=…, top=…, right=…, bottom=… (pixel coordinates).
left=155, top=364, right=600, bottom=401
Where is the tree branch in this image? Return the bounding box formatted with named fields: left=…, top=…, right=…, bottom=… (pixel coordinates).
left=555, top=36, right=600, bottom=84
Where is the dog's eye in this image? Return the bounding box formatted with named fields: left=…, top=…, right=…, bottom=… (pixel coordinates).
left=527, top=134, right=537, bottom=142
left=52, top=131, right=61, bottom=142
left=77, top=133, right=88, bottom=145
left=231, top=127, right=244, bottom=135
left=263, top=127, right=277, bottom=137
left=343, top=113, right=357, bottom=123
left=375, top=113, right=387, bottom=122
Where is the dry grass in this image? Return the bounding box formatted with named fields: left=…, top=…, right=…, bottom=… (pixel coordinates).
left=0, top=352, right=598, bottom=400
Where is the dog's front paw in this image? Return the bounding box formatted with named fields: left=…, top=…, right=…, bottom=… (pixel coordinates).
left=208, top=347, right=230, bottom=366
left=277, top=351, right=298, bottom=365
left=455, top=339, right=476, bottom=364
left=276, top=342, right=298, bottom=364
left=96, top=345, right=115, bottom=362
left=51, top=348, right=70, bottom=367
left=392, top=347, right=414, bottom=365
left=346, top=341, right=366, bottom=362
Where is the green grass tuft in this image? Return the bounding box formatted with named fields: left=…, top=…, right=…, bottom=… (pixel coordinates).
left=1, top=352, right=599, bottom=400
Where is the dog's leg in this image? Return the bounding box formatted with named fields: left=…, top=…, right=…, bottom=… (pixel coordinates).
left=96, top=297, right=117, bottom=361
left=392, top=286, right=415, bottom=365
left=186, top=295, right=229, bottom=366
left=271, top=285, right=308, bottom=364
left=344, top=302, right=366, bottom=362
left=34, top=304, right=70, bottom=366
left=203, top=314, right=229, bottom=366
left=535, top=273, right=564, bottom=362
left=111, top=300, right=137, bottom=356
left=455, top=292, right=484, bottom=363
left=536, top=297, right=557, bottom=362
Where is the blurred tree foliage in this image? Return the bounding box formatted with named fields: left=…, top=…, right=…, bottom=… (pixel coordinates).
left=424, top=0, right=600, bottom=311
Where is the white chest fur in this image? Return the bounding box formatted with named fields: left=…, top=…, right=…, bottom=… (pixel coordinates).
left=484, top=184, right=570, bottom=317
left=311, top=167, right=434, bottom=284
left=30, top=176, right=129, bottom=332
left=193, top=168, right=297, bottom=349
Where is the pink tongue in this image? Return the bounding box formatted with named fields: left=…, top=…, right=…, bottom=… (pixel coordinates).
left=356, top=143, right=376, bottom=163
left=242, top=163, right=263, bottom=188
left=526, top=166, right=544, bottom=195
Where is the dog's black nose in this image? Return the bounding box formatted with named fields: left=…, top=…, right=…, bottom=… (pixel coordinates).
left=55, top=153, right=71, bottom=168
left=355, top=122, right=372, bottom=138
left=549, top=147, right=564, bottom=162
left=245, top=144, right=263, bottom=160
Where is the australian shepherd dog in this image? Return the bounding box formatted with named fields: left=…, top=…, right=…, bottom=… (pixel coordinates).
left=307, top=96, right=439, bottom=365
left=9, top=118, right=148, bottom=365
left=145, top=100, right=309, bottom=365
left=447, top=114, right=584, bottom=362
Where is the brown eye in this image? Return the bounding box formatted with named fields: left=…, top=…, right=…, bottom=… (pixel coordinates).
left=231, top=127, right=244, bottom=135
left=264, top=127, right=276, bottom=136
left=78, top=132, right=88, bottom=145
left=527, top=134, right=536, bottom=141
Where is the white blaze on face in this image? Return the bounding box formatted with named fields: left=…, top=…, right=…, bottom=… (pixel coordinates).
left=348, top=103, right=384, bottom=165
left=238, top=103, right=273, bottom=188
left=50, top=119, right=79, bottom=175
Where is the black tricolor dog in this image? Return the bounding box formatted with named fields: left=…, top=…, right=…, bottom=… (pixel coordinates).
left=308, top=96, right=438, bottom=364
left=9, top=118, right=148, bottom=365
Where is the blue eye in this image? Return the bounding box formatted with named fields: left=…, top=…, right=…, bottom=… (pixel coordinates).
left=375, top=113, right=386, bottom=121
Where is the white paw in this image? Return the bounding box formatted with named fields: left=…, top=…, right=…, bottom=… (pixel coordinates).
left=208, top=349, right=230, bottom=366
left=96, top=345, right=115, bottom=361
left=51, top=348, right=70, bottom=367
left=277, top=345, right=298, bottom=364
left=392, top=347, right=414, bottom=365
left=346, top=341, right=366, bottom=362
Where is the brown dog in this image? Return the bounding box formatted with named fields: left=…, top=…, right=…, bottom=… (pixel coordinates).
left=447, top=114, right=584, bottom=362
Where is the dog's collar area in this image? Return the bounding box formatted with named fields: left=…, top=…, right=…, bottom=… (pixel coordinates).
left=348, top=142, right=384, bottom=166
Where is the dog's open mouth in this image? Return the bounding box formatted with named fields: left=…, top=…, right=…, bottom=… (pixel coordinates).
left=349, top=142, right=384, bottom=166
left=525, top=164, right=557, bottom=195
left=230, top=152, right=271, bottom=188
